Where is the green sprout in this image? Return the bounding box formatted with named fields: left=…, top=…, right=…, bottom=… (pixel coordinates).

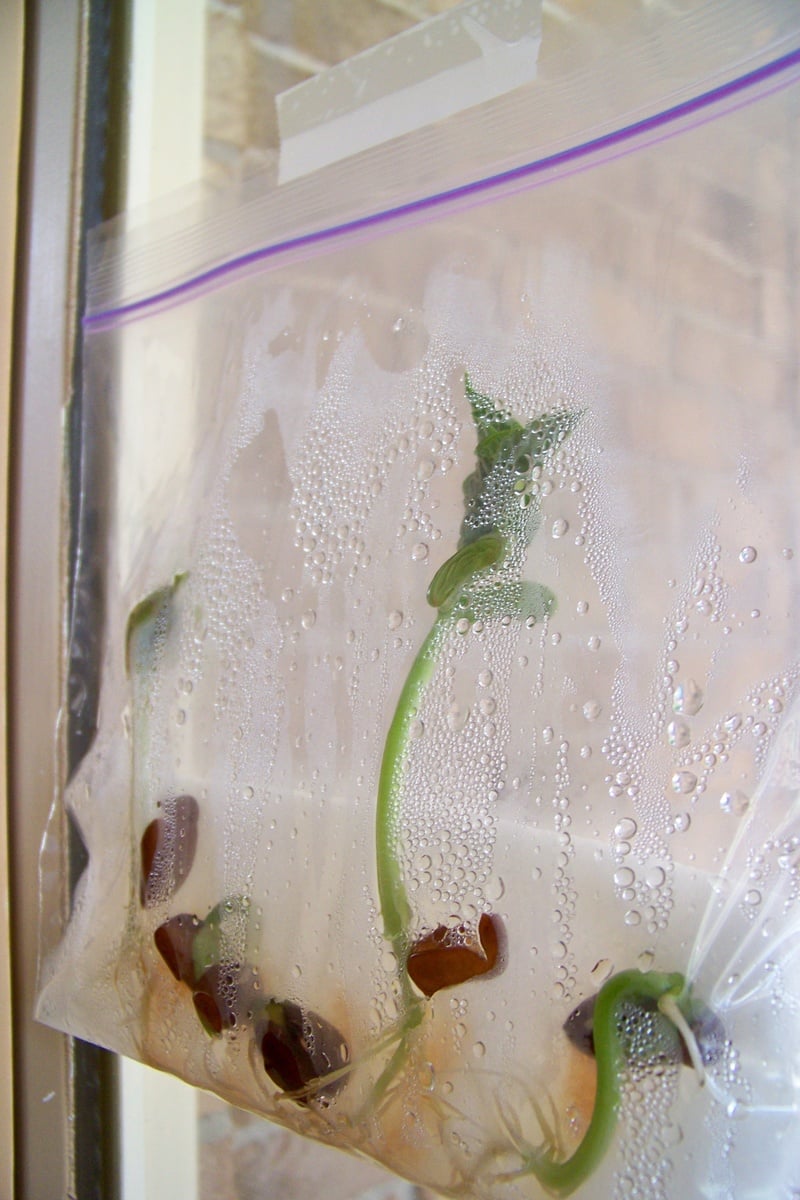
left=510, top=969, right=706, bottom=1197
left=371, top=376, right=580, bottom=1097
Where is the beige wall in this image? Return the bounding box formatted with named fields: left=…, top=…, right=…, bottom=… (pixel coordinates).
left=0, top=3, right=24, bottom=1196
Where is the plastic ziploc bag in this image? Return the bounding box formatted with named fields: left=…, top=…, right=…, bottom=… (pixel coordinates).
left=38, top=6, right=800, bottom=1199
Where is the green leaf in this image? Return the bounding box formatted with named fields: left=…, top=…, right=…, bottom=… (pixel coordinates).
left=191, top=895, right=247, bottom=980
left=426, top=532, right=506, bottom=609
left=125, top=572, right=187, bottom=676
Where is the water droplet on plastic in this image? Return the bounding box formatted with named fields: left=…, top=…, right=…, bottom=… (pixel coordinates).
left=478, top=669, right=493, bottom=687
left=583, top=700, right=601, bottom=721
left=672, top=770, right=697, bottom=795
left=301, top=610, right=316, bottom=630
left=417, top=459, right=435, bottom=482
left=739, top=546, right=757, bottom=564
left=667, top=718, right=691, bottom=748
left=744, top=889, right=761, bottom=907
left=446, top=702, right=469, bottom=732
left=782, top=547, right=794, bottom=560
left=645, top=866, right=666, bottom=888
left=552, top=519, right=568, bottom=539
left=720, top=790, right=749, bottom=816
left=614, top=867, right=635, bottom=887
left=673, top=812, right=691, bottom=833
left=591, top=958, right=614, bottom=983
left=412, top=543, right=429, bottom=562
left=615, top=818, right=637, bottom=840
left=576, top=600, right=589, bottom=615
left=388, top=610, right=403, bottom=630
left=409, top=718, right=425, bottom=740
left=485, top=876, right=505, bottom=902
left=624, top=910, right=641, bottom=926
left=587, top=636, right=601, bottom=651
left=673, top=679, right=704, bottom=715
left=472, top=1041, right=486, bottom=1059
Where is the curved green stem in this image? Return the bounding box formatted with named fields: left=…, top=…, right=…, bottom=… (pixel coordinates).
left=520, top=969, right=688, bottom=1197
left=376, top=616, right=448, bottom=968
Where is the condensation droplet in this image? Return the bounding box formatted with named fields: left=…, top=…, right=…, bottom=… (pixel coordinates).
left=301, top=610, right=316, bottom=629
left=485, top=876, right=505, bottom=902
left=417, top=459, right=435, bottom=482
left=673, top=679, right=704, bottom=716
left=409, top=718, right=425, bottom=740
left=739, top=546, right=757, bottom=564
left=614, top=818, right=637, bottom=840
left=388, top=610, right=403, bottom=630
left=614, top=867, right=635, bottom=887
left=412, top=543, right=429, bottom=561
left=667, top=718, right=691, bottom=748
left=591, top=958, right=614, bottom=983
left=552, top=519, right=568, bottom=539
left=720, top=790, right=749, bottom=816
left=478, top=669, right=493, bottom=687
left=582, top=700, right=601, bottom=721
left=645, top=866, right=666, bottom=888
left=624, top=910, right=642, bottom=926
left=587, top=636, right=601, bottom=651
left=472, top=1041, right=486, bottom=1059
left=673, top=812, right=692, bottom=833
left=671, top=770, right=697, bottom=795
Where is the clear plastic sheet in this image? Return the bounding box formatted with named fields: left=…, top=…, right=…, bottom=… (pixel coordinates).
left=38, top=8, right=800, bottom=1198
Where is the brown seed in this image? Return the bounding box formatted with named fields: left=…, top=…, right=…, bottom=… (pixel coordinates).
left=154, top=913, right=201, bottom=985
left=140, top=794, right=199, bottom=908
left=406, top=912, right=504, bottom=998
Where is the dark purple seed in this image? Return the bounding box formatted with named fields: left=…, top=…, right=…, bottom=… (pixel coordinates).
left=257, top=999, right=349, bottom=1107
left=563, top=989, right=726, bottom=1069
left=192, top=963, right=240, bottom=1036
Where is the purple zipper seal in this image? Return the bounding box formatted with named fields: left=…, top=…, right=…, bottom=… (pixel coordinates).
left=85, top=46, right=800, bottom=330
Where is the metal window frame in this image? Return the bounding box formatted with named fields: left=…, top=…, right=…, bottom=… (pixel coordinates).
left=9, top=2, right=129, bottom=1196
